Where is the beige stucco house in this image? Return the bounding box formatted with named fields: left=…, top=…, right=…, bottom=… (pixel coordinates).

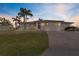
left=19, top=20, right=73, bottom=31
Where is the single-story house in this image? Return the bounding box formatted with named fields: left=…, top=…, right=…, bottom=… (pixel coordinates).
left=19, top=20, right=73, bottom=31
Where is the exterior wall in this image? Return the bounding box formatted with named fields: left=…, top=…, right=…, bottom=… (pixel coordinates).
left=19, top=23, right=36, bottom=30
left=47, top=22, right=61, bottom=31
left=39, top=22, right=71, bottom=31
left=35, top=23, right=38, bottom=30
left=26, top=24, right=36, bottom=30
left=39, top=22, right=62, bottom=31
left=19, top=24, right=24, bottom=30
left=41, top=22, right=49, bottom=31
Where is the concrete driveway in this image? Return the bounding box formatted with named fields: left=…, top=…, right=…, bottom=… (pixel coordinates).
left=42, top=31, right=79, bottom=56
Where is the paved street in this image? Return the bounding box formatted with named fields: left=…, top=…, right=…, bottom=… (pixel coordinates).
left=42, top=31, right=79, bottom=56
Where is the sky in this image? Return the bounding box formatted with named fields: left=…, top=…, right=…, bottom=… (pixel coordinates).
left=0, top=3, right=79, bottom=23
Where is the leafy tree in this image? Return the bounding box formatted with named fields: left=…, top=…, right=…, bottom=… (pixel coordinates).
left=0, top=17, right=11, bottom=26
left=0, top=17, right=13, bottom=30
left=12, top=16, right=21, bottom=29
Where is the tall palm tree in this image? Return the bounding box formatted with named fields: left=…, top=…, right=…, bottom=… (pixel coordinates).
left=18, top=8, right=33, bottom=30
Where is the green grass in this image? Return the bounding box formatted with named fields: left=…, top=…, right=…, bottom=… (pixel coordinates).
left=0, top=31, right=48, bottom=56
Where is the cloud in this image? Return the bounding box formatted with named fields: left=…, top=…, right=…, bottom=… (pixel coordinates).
left=71, top=15, right=79, bottom=27
left=0, top=3, right=78, bottom=22
left=33, top=3, right=74, bottom=21
left=54, top=4, right=67, bottom=15
left=0, top=14, right=13, bottom=21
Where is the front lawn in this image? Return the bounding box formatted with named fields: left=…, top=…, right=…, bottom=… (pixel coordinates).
left=0, top=31, right=48, bottom=56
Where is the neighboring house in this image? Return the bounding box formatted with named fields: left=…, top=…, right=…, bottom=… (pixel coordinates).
left=19, top=20, right=73, bottom=31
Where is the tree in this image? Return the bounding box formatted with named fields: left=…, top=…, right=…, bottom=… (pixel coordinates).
left=12, top=16, right=21, bottom=29
left=39, top=18, right=43, bottom=21
left=12, top=16, right=21, bottom=24
left=0, top=17, right=13, bottom=30
left=0, top=17, right=11, bottom=26
left=18, top=8, right=33, bottom=30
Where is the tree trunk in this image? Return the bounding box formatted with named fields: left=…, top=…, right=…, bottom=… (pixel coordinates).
left=23, top=16, right=26, bottom=31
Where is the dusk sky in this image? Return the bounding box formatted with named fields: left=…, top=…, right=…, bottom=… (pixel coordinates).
left=0, top=3, right=79, bottom=22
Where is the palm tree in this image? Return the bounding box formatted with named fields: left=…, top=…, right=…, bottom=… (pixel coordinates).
left=18, top=8, right=33, bottom=30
